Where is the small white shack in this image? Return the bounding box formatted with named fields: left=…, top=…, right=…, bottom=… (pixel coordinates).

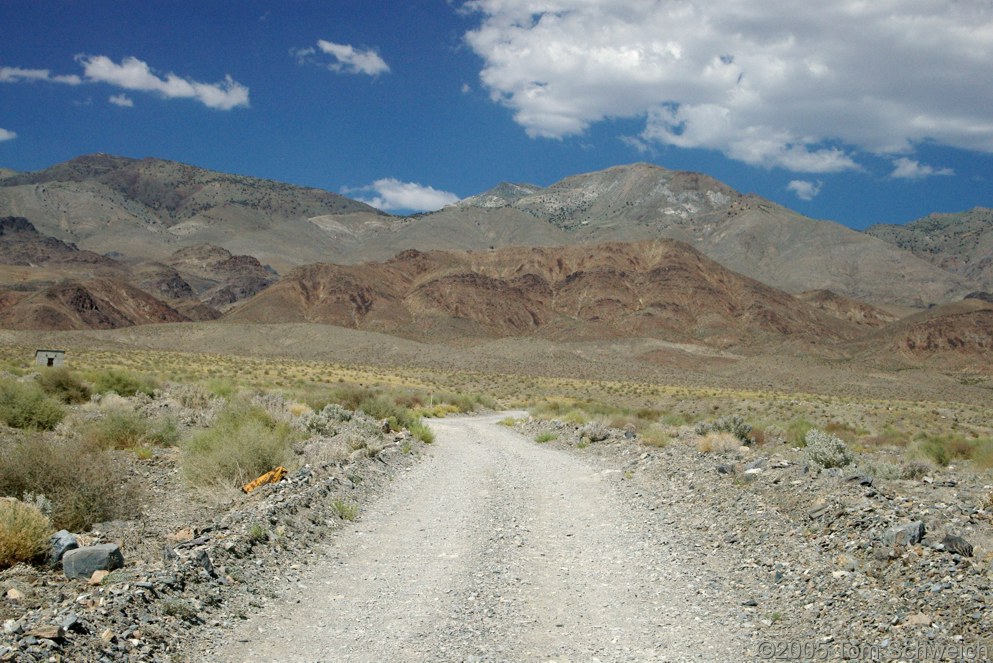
left=34, top=349, right=66, bottom=368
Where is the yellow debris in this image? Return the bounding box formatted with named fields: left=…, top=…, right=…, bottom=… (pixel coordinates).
left=242, top=466, right=288, bottom=493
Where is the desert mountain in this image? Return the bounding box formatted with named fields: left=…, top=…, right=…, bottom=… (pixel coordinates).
left=0, top=216, right=116, bottom=269
left=225, top=239, right=857, bottom=349
left=852, top=298, right=993, bottom=371
left=1, top=156, right=975, bottom=307
left=0, top=154, right=385, bottom=272
left=865, top=207, right=993, bottom=291
left=796, top=289, right=899, bottom=328
left=0, top=277, right=190, bottom=330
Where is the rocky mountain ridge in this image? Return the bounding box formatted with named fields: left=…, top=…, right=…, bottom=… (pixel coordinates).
left=0, top=155, right=979, bottom=306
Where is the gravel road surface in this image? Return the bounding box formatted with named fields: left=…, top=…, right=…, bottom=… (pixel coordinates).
left=214, top=413, right=748, bottom=662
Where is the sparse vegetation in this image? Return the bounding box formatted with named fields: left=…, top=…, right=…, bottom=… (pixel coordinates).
left=82, top=408, right=179, bottom=452
left=535, top=431, right=557, bottom=443
left=695, top=415, right=753, bottom=445
left=804, top=429, right=854, bottom=468
left=330, top=499, right=359, bottom=521
left=87, top=368, right=158, bottom=398
left=0, top=379, right=66, bottom=430
left=182, top=399, right=300, bottom=488
left=0, top=435, right=138, bottom=531
left=0, top=497, right=52, bottom=570
left=35, top=368, right=91, bottom=404
left=409, top=421, right=435, bottom=443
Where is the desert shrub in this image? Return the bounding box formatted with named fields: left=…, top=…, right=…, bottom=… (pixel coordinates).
left=535, top=431, right=557, bottom=443
left=0, top=498, right=52, bottom=570
left=330, top=499, right=359, bottom=521
left=35, top=368, right=91, bottom=404
left=358, top=395, right=416, bottom=430
left=409, top=421, right=435, bottom=444
left=788, top=419, right=815, bottom=447
left=304, top=403, right=353, bottom=436
left=694, top=415, right=753, bottom=445
left=182, top=400, right=299, bottom=488
left=901, top=460, right=933, bottom=479
left=82, top=409, right=179, bottom=452
left=88, top=369, right=158, bottom=398
left=804, top=428, right=854, bottom=468
left=639, top=424, right=673, bottom=448
left=697, top=431, right=742, bottom=454
left=0, top=380, right=65, bottom=430
left=909, top=433, right=993, bottom=468
left=0, top=436, right=138, bottom=531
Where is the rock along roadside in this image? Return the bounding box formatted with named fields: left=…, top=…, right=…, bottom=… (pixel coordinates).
left=209, top=412, right=748, bottom=662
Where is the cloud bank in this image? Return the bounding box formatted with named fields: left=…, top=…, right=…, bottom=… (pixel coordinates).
left=1, top=57, right=248, bottom=110
left=293, top=40, right=390, bottom=76
left=464, top=0, right=993, bottom=173
left=348, top=178, right=459, bottom=212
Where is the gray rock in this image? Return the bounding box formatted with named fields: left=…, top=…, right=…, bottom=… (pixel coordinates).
left=883, top=521, right=926, bottom=547
left=49, top=530, right=78, bottom=567
left=942, top=534, right=974, bottom=557
left=62, top=544, right=125, bottom=579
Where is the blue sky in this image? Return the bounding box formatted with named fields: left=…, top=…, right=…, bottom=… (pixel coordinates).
left=1, top=1, right=991, bottom=228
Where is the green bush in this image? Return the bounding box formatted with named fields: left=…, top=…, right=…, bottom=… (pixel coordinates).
left=0, top=436, right=139, bottom=531
left=535, top=431, right=557, bottom=443
left=409, top=420, right=435, bottom=443
left=88, top=369, right=158, bottom=398
left=182, top=400, right=299, bottom=488
left=82, top=409, right=179, bottom=451
left=0, top=380, right=66, bottom=430
left=0, top=498, right=52, bottom=570
left=804, top=429, right=854, bottom=468
left=35, top=368, right=91, bottom=404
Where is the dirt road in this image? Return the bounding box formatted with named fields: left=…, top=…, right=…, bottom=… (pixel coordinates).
left=213, top=413, right=748, bottom=662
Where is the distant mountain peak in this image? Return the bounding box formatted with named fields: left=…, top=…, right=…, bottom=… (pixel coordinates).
left=457, top=182, right=544, bottom=209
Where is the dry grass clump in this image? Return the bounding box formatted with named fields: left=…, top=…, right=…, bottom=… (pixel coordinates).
left=0, top=379, right=66, bottom=431
left=182, top=399, right=300, bottom=488
left=82, top=408, right=179, bottom=453
left=697, top=431, right=743, bottom=454
left=35, top=368, right=91, bottom=404
left=0, top=435, right=139, bottom=531
left=86, top=368, right=158, bottom=398
left=0, top=497, right=52, bottom=570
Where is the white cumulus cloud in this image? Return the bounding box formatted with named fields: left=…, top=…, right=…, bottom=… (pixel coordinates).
left=464, top=0, right=993, bottom=173
left=1, top=58, right=248, bottom=110
left=347, top=178, right=460, bottom=212
left=890, top=157, right=954, bottom=180
left=0, top=128, right=17, bottom=142
left=108, top=93, right=134, bottom=107
left=0, top=66, right=82, bottom=85
left=293, top=40, right=390, bottom=76
left=78, top=56, right=249, bottom=109
left=787, top=179, right=823, bottom=201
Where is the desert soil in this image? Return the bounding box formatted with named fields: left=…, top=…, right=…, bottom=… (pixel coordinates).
left=206, top=413, right=751, bottom=662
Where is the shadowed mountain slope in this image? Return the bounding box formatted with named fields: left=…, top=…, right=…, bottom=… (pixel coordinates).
left=866, top=207, right=993, bottom=291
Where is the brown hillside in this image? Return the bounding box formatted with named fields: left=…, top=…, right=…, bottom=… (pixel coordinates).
left=0, top=278, right=190, bottom=330
left=797, top=290, right=898, bottom=327
left=225, top=240, right=857, bottom=348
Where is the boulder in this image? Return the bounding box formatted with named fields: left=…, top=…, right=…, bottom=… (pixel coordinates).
left=62, top=544, right=124, bottom=580
left=49, top=530, right=79, bottom=567
left=942, top=534, right=974, bottom=557
left=883, top=521, right=926, bottom=547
